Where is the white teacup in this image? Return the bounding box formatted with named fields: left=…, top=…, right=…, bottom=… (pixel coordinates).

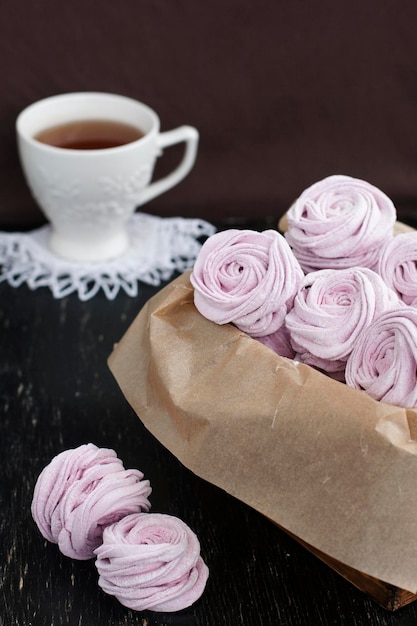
left=16, top=92, right=199, bottom=262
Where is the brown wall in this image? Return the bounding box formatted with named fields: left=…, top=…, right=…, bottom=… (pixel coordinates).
left=2, top=0, right=417, bottom=228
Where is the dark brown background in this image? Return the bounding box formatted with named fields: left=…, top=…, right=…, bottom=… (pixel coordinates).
left=2, top=0, right=417, bottom=228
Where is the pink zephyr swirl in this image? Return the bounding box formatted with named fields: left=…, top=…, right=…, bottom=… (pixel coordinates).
left=190, top=229, right=304, bottom=337
left=345, top=307, right=417, bottom=408
left=285, top=175, right=396, bottom=273
left=31, top=443, right=152, bottom=560
left=94, top=512, right=209, bottom=612
left=285, top=267, right=399, bottom=376
left=377, top=231, right=417, bottom=305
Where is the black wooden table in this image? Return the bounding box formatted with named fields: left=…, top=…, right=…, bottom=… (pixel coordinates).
left=2, top=269, right=417, bottom=626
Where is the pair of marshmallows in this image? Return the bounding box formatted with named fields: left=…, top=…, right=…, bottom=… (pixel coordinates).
left=31, top=443, right=209, bottom=612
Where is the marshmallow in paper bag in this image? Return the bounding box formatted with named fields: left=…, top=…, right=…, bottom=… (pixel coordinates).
left=285, top=267, right=400, bottom=377
left=377, top=231, right=417, bottom=305
left=190, top=228, right=303, bottom=337
left=346, top=306, right=417, bottom=408
left=285, top=174, right=396, bottom=272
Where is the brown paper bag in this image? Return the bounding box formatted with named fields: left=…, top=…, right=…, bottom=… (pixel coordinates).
left=108, top=269, right=417, bottom=606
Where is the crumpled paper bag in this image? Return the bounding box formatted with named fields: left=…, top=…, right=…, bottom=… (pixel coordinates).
left=108, top=269, right=417, bottom=594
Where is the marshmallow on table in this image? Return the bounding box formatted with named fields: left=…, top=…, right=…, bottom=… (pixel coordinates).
left=190, top=229, right=304, bottom=337
left=31, top=443, right=152, bottom=560
left=285, top=267, right=400, bottom=377
left=95, top=512, right=209, bottom=612
left=345, top=307, right=417, bottom=408
left=377, top=231, right=417, bottom=305
left=285, top=175, right=396, bottom=273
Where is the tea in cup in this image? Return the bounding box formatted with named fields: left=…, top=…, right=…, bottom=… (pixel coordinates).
left=16, top=92, right=199, bottom=262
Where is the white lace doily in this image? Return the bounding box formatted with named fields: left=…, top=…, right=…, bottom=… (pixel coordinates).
left=0, top=213, right=216, bottom=300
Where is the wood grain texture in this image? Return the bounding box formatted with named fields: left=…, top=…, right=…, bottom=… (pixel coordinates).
left=1, top=278, right=417, bottom=626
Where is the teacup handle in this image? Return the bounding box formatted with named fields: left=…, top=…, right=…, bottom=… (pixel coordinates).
left=138, top=125, right=199, bottom=206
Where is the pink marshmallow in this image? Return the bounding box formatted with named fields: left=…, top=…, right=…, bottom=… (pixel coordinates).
left=345, top=307, right=417, bottom=408
left=285, top=267, right=399, bottom=377
left=94, top=512, right=209, bottom=612
left=377, top=231, right=417, bottom=305
left=31, top=443, right=152, bottom=560
left=190, top=229, right=304, bottom=337
left=285, top=175, right=396, bottom=272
